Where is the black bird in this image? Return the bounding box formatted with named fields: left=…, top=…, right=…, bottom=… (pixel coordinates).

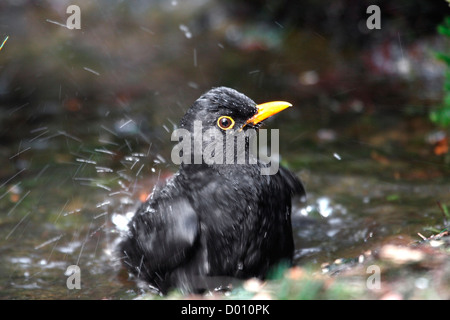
left=119, top=87, right=305, bottom=294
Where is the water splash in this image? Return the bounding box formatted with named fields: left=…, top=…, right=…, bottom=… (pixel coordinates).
left=179, top=24, right=192, bottom=39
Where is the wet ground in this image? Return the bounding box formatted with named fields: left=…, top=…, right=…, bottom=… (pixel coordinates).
left=0, top=1, right=449, bottom=299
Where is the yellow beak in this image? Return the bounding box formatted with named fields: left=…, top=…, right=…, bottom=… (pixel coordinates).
left=245, top=101, right=293, bottom=126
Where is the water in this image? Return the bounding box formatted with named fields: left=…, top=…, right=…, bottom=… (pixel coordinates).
left=0, top=1, right=448, bottom=299
left=0, top=111, right=447, bottom=299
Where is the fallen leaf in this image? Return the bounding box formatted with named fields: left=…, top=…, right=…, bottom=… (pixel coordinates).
left=379, top=244, right=424, bottom=264
left=433, top=137, right=448, bottom=156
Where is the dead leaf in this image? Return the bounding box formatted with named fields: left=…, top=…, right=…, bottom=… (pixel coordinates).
left=379, top=244, right=424, bottom=264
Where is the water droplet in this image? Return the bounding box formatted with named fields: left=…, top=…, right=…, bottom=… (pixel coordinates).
left=179, top=24, right=192, bottom=39
left=333, top=153, right=341, bottom=160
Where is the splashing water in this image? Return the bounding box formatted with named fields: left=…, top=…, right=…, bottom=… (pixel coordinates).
left=179, top=24, right=192, bottom=39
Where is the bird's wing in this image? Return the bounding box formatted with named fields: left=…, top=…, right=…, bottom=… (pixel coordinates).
left=120, top=193, right=199, bottom=283
left=278, top=166, right=306, bottom=198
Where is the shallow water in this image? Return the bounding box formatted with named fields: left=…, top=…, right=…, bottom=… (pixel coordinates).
left=0, top=115, right=448, bottom=299
left=0, top=1, right=448, bottom=299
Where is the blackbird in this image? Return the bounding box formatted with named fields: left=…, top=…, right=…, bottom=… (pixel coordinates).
left=119, top=87, right=305, bottom=294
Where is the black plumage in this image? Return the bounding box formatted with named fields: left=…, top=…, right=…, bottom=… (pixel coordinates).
left=119, top=87, right=305, bottom=294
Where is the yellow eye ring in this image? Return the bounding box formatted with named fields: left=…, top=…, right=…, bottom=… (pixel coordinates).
left=217, top=116, right=235, bottom=130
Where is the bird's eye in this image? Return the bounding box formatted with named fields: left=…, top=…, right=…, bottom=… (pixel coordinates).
left=217, top=116, right=235, bottom=130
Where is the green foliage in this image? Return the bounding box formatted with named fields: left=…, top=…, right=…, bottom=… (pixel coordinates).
left=441, top=202, right=450, bottom=219
left=430, top=15, right=450, bottom=127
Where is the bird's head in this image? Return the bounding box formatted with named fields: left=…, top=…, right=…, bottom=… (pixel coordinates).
left=175, top=87, right=292, bottom=167
left=180, top=87, right=292, bottom=133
